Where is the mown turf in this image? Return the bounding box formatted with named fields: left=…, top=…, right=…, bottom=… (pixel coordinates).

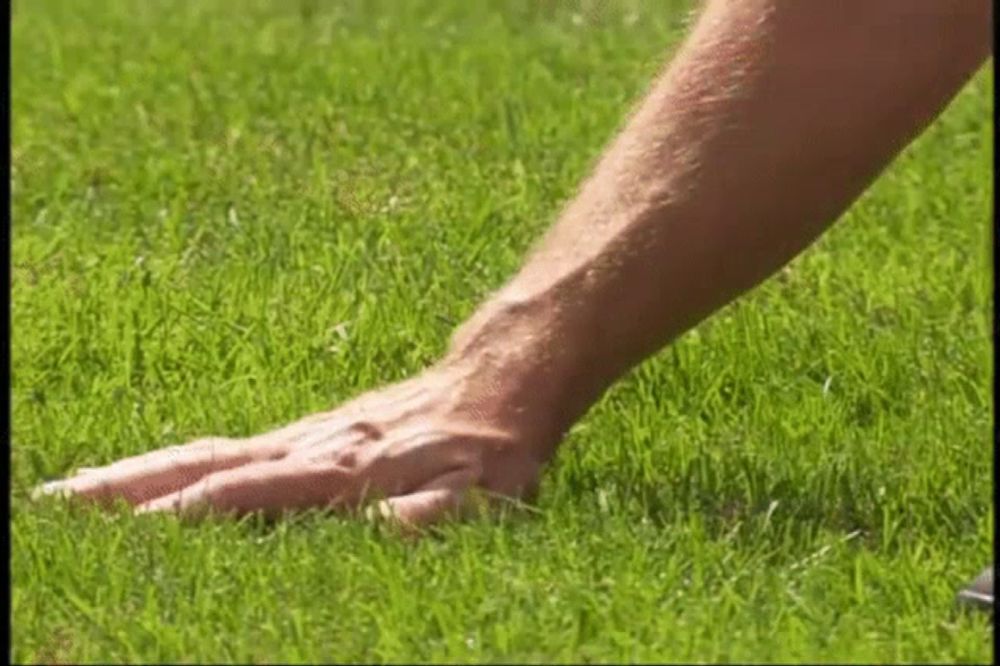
left=11, top=0, right=994, bottom=663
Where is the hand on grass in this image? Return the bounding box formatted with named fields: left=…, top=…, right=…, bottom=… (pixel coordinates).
left=33, top=360, right=554, bottom=528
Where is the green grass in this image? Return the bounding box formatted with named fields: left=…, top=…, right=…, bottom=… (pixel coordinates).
left=11, top=0, right=994, bottom=662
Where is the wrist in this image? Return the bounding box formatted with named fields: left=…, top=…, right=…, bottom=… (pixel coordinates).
left=439, top=293, right=604, bottom=458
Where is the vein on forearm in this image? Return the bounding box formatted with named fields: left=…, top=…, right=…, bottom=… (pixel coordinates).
left=448, top=0, right=991, bottom=432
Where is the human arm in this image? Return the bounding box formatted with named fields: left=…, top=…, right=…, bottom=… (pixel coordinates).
left=36, top=0, right=992, bottom=526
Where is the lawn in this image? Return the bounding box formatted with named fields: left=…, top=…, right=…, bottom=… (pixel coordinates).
left=11, top=0, right=994, bottom=663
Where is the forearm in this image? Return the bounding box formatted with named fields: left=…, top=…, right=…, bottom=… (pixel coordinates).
left=444, top=0, right=991, bottom=451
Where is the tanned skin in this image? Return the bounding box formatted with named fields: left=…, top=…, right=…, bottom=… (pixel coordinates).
left=36, top=1, right=992, bottom=527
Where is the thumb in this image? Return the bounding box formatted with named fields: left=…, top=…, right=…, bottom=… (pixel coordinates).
left=374, top=467, right=480, bottom=529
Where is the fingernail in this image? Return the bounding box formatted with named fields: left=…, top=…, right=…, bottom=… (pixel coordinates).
left=363, top=502, right=395, bottom=523
left=31, top=482, right=69, bottom=501
left=134, top=497, right=180, bottom=516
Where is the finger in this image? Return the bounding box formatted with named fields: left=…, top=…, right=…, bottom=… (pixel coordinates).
left=134, top=457, right=357, bottom=518
left=374, top=467, right=480, bottom=529
left=32, top=437, right=269, bottom=506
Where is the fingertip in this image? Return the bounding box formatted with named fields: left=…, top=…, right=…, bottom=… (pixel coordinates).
left=133, top=502, right=161, bottom=516
left=382, top=488, right=463, bottom=530
left=363, top=498, right=414, bottom=529
left=30, top=481, right=72, bottom=501
left=134, top=494, right=179, bottom=515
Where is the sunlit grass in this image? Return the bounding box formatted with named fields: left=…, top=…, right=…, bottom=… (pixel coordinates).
left=12, top=0, right=993, bottom=662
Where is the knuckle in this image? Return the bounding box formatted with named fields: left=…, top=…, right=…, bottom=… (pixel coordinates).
left=347, top=420, right=384, bottom=441
left=334, top=449, right=358, bottom=469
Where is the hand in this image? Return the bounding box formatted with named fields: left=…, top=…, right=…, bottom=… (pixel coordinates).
left=32, top=360, right=557, bottom=528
